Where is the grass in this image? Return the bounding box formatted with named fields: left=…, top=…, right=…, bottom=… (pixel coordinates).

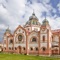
left=0, top=53, right=60, bottom=60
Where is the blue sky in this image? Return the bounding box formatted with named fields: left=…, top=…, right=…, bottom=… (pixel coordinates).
left=0, top=0, right=60, bottom=41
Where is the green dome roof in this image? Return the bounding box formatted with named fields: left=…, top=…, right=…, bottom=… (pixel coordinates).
left=24, top=12, right=41, bottom=27
left=29, top=12, right=38, bottom=20
left=5, top=27, right=11, bottom=33
left=42, top=19, right=49, bottom=25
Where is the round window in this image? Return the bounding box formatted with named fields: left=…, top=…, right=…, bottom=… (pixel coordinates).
left=18, top=35, right=22, bottom=41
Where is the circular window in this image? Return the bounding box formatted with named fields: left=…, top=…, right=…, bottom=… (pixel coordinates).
left=18, top=35, right=23, bottom=42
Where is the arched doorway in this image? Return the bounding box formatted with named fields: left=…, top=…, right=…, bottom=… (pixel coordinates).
left=18, top=46, right=21, bottom=54
left=0, top=46, right=3, bottom=52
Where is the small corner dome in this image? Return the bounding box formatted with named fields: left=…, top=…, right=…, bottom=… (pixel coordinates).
left=42, top=19, right=49, bottom=25
left=5, top=27, right=11, bottom=33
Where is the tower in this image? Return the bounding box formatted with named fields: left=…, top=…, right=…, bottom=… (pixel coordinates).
left=40, top=18, right=52, bottom=55
left=3, top=26, right=14, bottom=52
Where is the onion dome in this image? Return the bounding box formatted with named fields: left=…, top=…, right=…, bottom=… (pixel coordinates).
left=5, top=26, right=11, bottom=33
left=29, top=12, right=38, bottom=20
left=42, top=18, right=49, bottom=25
left=24, top=11, right=41, bottom=27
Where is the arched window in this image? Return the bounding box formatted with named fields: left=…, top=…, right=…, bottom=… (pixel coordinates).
left=35, top=47, right=38, bottom=51
left=9, top=47, right=11, bottom=50
left=10, top=40, right=13, bottom=44
left=33, top=21, right=35, bottom=24
left=30, top=47, right=33, bottom=51
left=5, top=47, right=6, bottom=50
left=23, top=47, right=25, bottom=50
left=15, top=47, right=17, bottom=50
left=18, top=35, right=23, bottom=42
left=42, top=47, right=46, bottom=51
left=43, top=36, right=45, bottom=42
left=32, top=37, right=37, bottom=42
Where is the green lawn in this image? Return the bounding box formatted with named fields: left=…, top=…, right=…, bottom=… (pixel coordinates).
left=0, top=53, right=60, bottom=60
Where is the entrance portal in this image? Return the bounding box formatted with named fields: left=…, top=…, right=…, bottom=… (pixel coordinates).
left=18, top=46, right=21, bottom=54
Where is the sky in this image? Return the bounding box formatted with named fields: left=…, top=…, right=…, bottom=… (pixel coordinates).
left=0, top=0, right=60, bottom=41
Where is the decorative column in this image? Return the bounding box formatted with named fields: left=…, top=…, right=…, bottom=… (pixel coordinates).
left=47, top=29, right=50, bottom=55
left=26, top=32, right=29, bottom=55
left=38, top=31, right=40, bottom=55
left=6, top=36, right=8, bottom=52
left=59, top=34, right=60, bottom=55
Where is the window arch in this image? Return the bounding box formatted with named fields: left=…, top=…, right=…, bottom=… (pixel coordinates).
left=23, top=47, right=25, bottom=50
left=42, top=47, right=46, bottom=51
left=9, top=47, right=11, bottom=50
left=18, top=35, right=23, bottom=42
left=33, top=21, right=35, bottom=24
left=31, top=37, right=37, bottom=42
left=35, top=47, right=38, bottom=51
left=9, top=39, right=13, bottom=44
left=30, top=47, right=33, bottom=51
left=42, top=36, right=45, bottom=42
left=15, top=47, right=17, bottom=50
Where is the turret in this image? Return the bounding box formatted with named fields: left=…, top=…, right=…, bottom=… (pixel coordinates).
left=4, top=26, right=11, bottom=37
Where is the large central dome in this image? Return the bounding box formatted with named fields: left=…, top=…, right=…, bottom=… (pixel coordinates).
left=24, top=12, right=41, bottom=27
left=29, top=12, right=38, bottom=20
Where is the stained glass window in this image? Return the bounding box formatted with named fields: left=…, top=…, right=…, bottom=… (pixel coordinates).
left=18, top=35, right=22, bottom=41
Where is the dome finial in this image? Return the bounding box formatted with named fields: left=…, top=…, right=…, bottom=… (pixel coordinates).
left=33, top=9, right=34, bottom=13
left=8, top=25, right=9, bottom=29
left=5, top=25, right=11, bottom=33
left=32, top=9, right=35, bottom=16
left=44, top=12, right=47, bottom=20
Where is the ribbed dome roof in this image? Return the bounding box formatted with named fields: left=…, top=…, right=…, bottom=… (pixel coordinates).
left=24, top=12, right=40, bottom=27
left=5, top=27, right=11, bottom=33
left=29, top=12, right=38, bottom=20
left=42, top=19, right=49, bottom=25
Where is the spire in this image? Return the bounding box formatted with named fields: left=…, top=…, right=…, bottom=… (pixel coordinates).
left=5, top=25, right=11, bottom=33
left=7, top=25, right=9, bottom=30
left=32, top=9, right=35, bottom=16
left=42, top=12, right=49, bottom=25
left=44, top=12, right=47, bottom=20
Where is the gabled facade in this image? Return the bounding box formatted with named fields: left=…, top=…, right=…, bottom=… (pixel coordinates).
left=3, top=12, right=60, bottom=56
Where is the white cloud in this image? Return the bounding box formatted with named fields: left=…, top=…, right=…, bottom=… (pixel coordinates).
left=40, top=0, right=50, bottom=4
left=57, top=2, right=60, bottom=12
left=0, top=0, right=60, bottom=31
left=0, top=0, right=58, bottom=30
left=0, top=24, right=7, bottom=29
